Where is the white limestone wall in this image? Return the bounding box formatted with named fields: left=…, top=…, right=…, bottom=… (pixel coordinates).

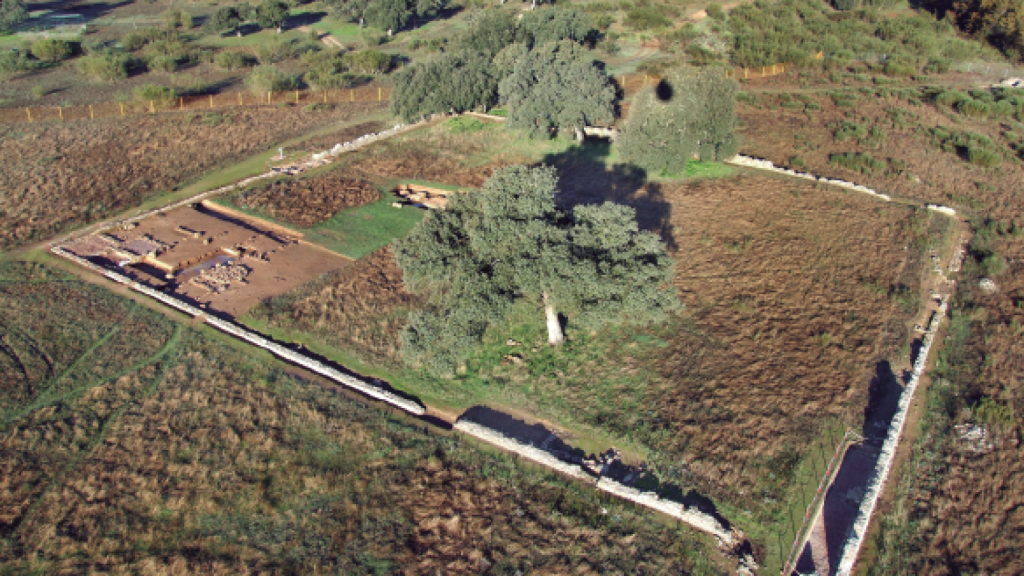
left=834, top=298, right=948, bottom=576
left=50, top=246, right=426, bottom=416
left=454, top=419, right=737, bottom=546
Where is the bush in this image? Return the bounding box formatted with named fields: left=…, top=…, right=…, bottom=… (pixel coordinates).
left=0, top=51, right=40, bottom=76
left=967, top=147, right=1001, bottom=167
left=957, top=99, right=990, bottom=118
left=30, top=38, right=72, bottom=62
left=447, top=116, right=485, bottom=133
left=833, top=0, right=858, bottom=10
left=147, top=54, right=178, bottom=73
left=706, top=3, right=726, bottom=20
left=834, top=120, right=866, bottom=142
left=75, top=53, right=132, bottom=81
left=624, top=7, right=671, bottom=30
left=340, top=50, right=391, bottom=74
left=133, top=83, right=177, bottom=108
left=31, top=85, right=44, bottom=99
left=935, top=90, right=969, bottom=107
left=884, top=61, right=917, bottom=77
left=214, top=50, right=252, bottom=70
left=245, top=65, right=300, bottom=95
left=830, top=152, right=885, bottom=174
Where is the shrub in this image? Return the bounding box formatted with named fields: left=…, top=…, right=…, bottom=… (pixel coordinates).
left=924, top=57, right=951, bottom=74
left=31, top=85, right=44, bottom=99
left=181, top=12, right=193, bottom=30
left=162, top=9, right=183, bottom=28
left=834, top=120, right=866, bottom=142
left=830, top=152, right=885, bottom=174
left=75, top=53, right=132, bottom=81
left=967, top=147, right=1001, bottom=167
left=935, top=90, right=970, bottom=107
left=447, top=116, right=485, bottom=133
left=245, top=65, right=300, bottom=95
left=341, top=50, right=391, bottom=74
left=884, top=61, right=917, bottom=77
left=833, top=0, right=858, bottom=10
left=30, top=38, right=72, bottom=62
left=624, top=7, right=671, bottom=30
left=706, top=3, right=726, bottom=20
left=122, top=31, right=148, bottom=51
left=304, top=69, right=362, bottom=90
left=782, top=100, right=804, bottom=109
left=214, top=51, right=252, bottom=70
left=147, top=54, right=178, bottom=73
left=133, top=83, right=177, bottom=108
left=957, top=99, right=990, bottom=118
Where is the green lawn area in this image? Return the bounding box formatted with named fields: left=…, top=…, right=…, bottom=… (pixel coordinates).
left=304, top=195, right=425, bottom=259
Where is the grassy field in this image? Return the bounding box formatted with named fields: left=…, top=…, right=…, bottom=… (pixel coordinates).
left=0, top=260, right=728, bottom=573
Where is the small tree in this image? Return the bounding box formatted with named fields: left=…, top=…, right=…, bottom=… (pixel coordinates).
left=0, top=0, right=28, bottom=31
left=364, top=0, right=410, bottom=32
left=395, top=165, right=679, bottom=376
left=206, top=6, right=244, bottom=36
left=256, top=0, right=290, bottom=33
left=519, top=7, right=594, bottom=47
left=498, top=40, right=615, bottom=141
left=618, top=66, right=739, bottom=175
left=31, top=38, right=73, bottom=62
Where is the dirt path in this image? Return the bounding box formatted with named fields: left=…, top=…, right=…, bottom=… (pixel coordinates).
left=298, top=26, right=344, bottom=50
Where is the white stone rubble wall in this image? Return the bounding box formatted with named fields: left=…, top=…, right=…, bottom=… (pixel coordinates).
left=49, top=246, right=426, bottom=416
left=834, top=298, right=949, bottom=576
left=454, top=419, right=737, bottom=547
left=727, top=154, right=946, bottom=206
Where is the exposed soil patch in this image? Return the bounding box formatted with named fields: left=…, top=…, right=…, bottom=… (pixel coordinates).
left=0, top=102, right=385, bottom=251
left=234, top=173, right=380, bottom=227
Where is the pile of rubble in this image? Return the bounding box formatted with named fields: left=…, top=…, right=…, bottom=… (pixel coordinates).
left=191, top=261, right=249, bottom=293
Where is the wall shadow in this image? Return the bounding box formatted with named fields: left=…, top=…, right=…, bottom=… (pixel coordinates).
left=458, top=405, right=730, bottom=528
left=541, top=141, right=676, bottom=251
left=861, top=360, right=904, bottom=445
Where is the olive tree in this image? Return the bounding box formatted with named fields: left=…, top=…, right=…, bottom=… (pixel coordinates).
left=498, top=40, right=616, bottom=141
left=395, top=165, right=679, bottom=376
left=618, top=66, right=740, bottom=175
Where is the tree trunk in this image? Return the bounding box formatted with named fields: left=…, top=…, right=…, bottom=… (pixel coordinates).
left=543, top=291, right=564, bottom=346
left=574, top=126, right=584, bottom=143
left=277, top=26, right=282, bottom=34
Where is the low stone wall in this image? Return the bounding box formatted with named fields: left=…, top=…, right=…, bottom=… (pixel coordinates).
left=834, top=298, right=949, bottom=576
left=454, top=418, right=737, bottom=547
left=49, top=246, right=426, bottom=416
left=727, top=154, right=899, bottom=203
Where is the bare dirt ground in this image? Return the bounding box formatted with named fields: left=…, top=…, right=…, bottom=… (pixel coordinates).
left=0, top=102, right=385, bottom=251
left=233, top=173, right=380, bottom=227
left=69, top=202, right=351, bottom=318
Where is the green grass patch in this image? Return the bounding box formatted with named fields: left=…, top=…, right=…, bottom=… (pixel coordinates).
left=304, top=195, right=426, bottom=259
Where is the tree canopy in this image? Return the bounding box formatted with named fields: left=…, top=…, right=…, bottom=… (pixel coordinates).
left=205, top=6, right=245, bottom=34
left=395, top=165, right=680, bottom=376
left=391, top=50, right=496, bottom=121
left=324, top=0, right=446, bottom=32
left=255, top=0, right=290, bottom=32
left=498, top=40, right=616, bottom=140
left=0, top=0, right=28, bottom=31
left=519, top=7, right=594, bottom=47
left=618, top=66, right=740, bottom=176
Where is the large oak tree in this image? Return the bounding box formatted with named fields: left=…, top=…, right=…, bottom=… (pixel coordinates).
left=394, top=165, right=679, bottom=376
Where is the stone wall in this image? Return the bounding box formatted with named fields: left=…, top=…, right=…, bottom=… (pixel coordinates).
left=834, top=297, right=949, bottom=576
left=454, top=418, right=738, bottom=547
left=50, top=246, right=426, bottom=416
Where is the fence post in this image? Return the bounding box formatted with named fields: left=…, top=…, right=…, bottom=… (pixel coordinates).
left=90, top=105, right=94, bottom=119
left=744, top=68, right=748, bottom=79
left=350, top=89, right=354, bottom=102
left=210, top=94, right=214, bottom=108
left=967, top=63, right=972, bottom=72
left=150, top=100, right=155, bottom=114
left=120, top=103, right=125, bottom=116
left=26, top=108, right=32, bottom=122
left=268, top=91, right=271, bottom=104
left=378, top=87, right=382, bottom=101
left=239, top=92, right=243, bottom=105
left=323, top=91, right=327, bottom=103
left=179, top=97, right=183, bottom=110
left=58, top=107, right=63, bottom=121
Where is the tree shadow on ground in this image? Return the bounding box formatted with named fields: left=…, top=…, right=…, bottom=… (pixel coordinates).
left=288, top=11, right=328, bottom=27
left=541, top=140, right=676, bottom=251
